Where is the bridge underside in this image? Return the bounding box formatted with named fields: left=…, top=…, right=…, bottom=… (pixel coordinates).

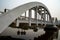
left=0, top=2, right=57, bottom=33
left=9, top=5, right=53, bottom=28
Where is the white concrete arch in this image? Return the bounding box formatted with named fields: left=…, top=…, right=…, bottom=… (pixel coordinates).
left=0, top=2, right=51, bottom=33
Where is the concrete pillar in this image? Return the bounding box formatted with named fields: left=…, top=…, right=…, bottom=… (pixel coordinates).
left=40, top=8, right=42, bottom=20
left=35, top=6, right=38, bottom=26
left=47, top=14, right=48, bottom=21
left=47, top=15, right=51, bottom=22
left=16, top=19, right=19, bottom=27
left=38, top=15, right=40, bottom=20
left=44, top=9, right=46, bottom=21
left=28, top=9, right=31, bottom=26
left=25, top=11, right=26, bottom=18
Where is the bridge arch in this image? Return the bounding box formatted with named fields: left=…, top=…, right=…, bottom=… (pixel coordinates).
left=30, top=6, right=52, bottom=22
left=0, top=2, right=52, bottom=33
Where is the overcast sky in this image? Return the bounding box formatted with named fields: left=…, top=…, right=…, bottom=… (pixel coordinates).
left=0, top=0, right=60, bottom=20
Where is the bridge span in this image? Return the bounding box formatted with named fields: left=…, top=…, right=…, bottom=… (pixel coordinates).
left=0, top=2, right=58, bottom=33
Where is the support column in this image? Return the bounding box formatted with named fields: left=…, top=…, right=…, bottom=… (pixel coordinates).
left=40, top=8, right=43, bottom=25
left=25, top=11, right=26, bottom=18
left=25, top=11, right=26, bottom=20
left=47, top=14, right=48, bottom=21
left=35, top=6, right=38, bottom=26
left=16, top=19, right=19, bottom=27
left=40, top=9, right=42, bottom=20
left=49, top=15, right=51, bottom=22
left=44, top=9, right=46, bottom=22
left=29, top=9, right=31, bottom=26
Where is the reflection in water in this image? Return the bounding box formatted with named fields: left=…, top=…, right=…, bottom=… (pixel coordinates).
left=0, top=27, right=59, bottom=40
left=33, top=28, right=38, bottom=32
left=17, top=30, right=20, bottom=35
left=34, top=30, right=58, bottom=40
left=17, top=30, right=26, bottom=35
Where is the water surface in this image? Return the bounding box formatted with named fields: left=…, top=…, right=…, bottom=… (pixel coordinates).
left=0, top=27, right=59, bottom=40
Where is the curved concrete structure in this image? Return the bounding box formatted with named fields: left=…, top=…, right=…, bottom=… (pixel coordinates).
left=0, top=2, right=51, bottom=33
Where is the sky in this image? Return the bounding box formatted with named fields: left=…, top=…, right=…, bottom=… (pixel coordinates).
left=0, top=0, right=60, bottom=20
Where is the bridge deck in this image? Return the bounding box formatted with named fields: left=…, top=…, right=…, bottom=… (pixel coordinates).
left=16, top=16, right=53, bottom=25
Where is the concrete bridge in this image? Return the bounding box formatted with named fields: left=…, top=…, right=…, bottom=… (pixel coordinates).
left=0, top=2, right=58, bottom=33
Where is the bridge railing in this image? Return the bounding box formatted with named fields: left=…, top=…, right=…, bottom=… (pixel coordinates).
left=16, top=16, right=52, bottom=24
left=18, top=16, right=43, bottom=21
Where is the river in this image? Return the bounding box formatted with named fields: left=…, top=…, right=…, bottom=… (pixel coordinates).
left=0, top=27, right=60, bottom=40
